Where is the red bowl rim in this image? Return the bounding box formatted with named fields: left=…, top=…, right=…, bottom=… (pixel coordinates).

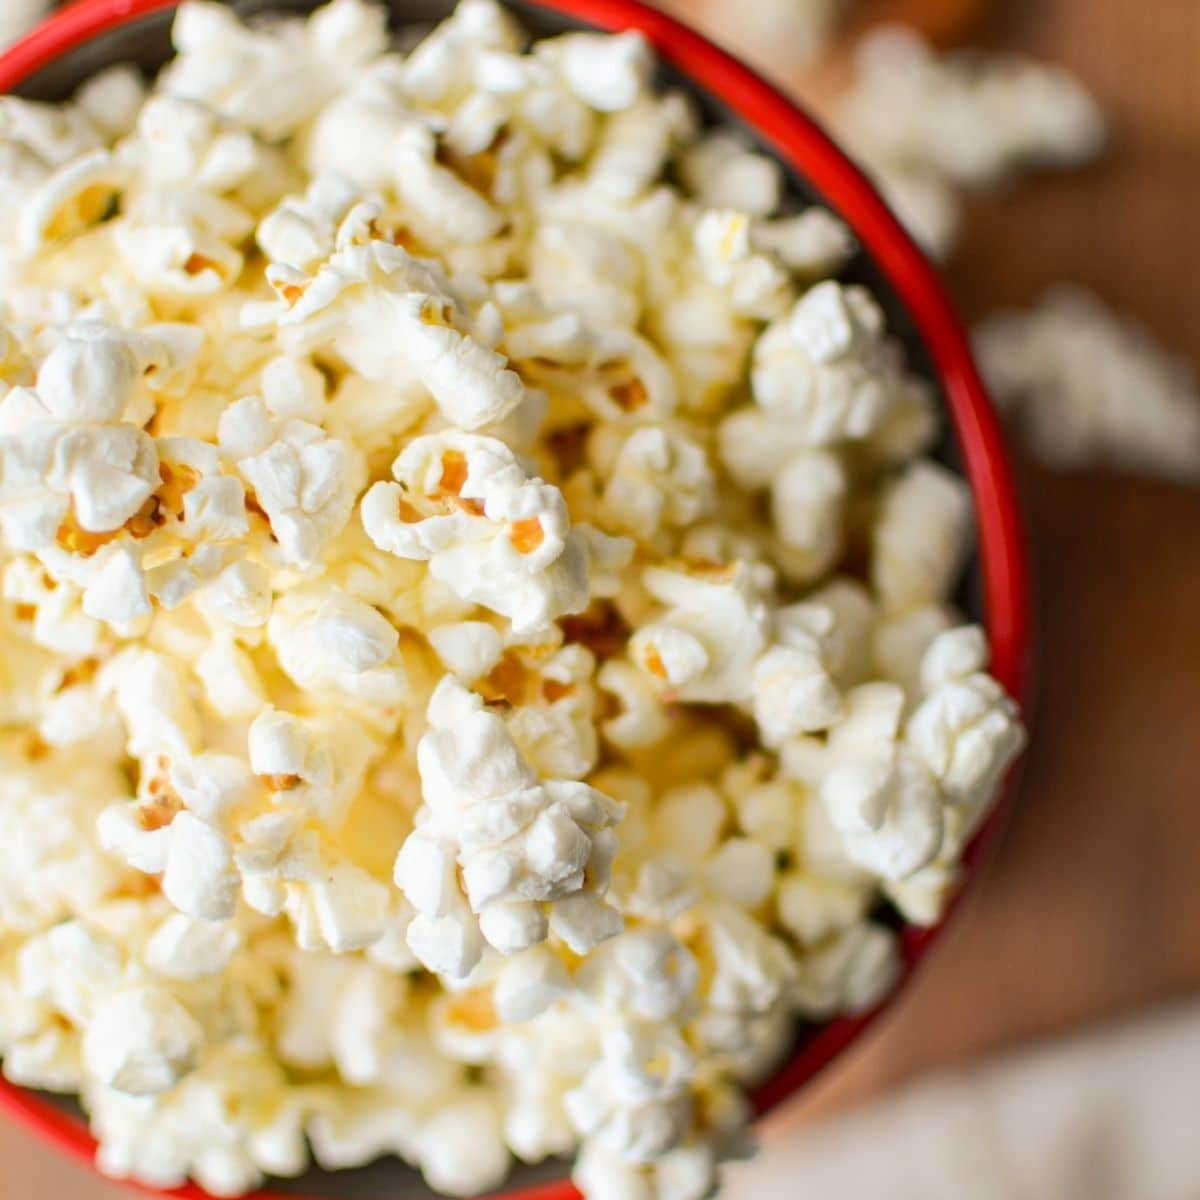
left=0, top=1, right=1033, bottom=1198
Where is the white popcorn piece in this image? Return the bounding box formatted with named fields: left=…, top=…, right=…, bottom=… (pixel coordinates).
left=194, top=636, right=267, bottom=719
left=679, top=132, right=782, bottom=216
left=267, top=586, right=404, bottom=706
left=362, top=431, right=588, bottom=633
left=402, top=0, right=522, bottom=105
left=977, top=287, right=1200, bottom=482
left=717, top=283, right=921, bottom=499
left=160, top=811, right=240, bottom=921
left=427, top=619, right=504, bottom=680
left=637, top=560, right=771, bottom=705
left=89, top=1042, right=307, bottom=1196
left=163, top=0, right=389, bottom=141
left=198, top=560, right=272, bottom=628
left=246, top=705, right=376, bottom=828
left=0, top=326, right=160, bottom=551
left=417, top=1089, right=512, bottom=1198
left=597, top=426, right=715, bottom=546
left=815, top=683, right=944, bottom=881
left=751, top=208, right=855, bottom=278
left=564, top=1020, right=696, bottom=1164
left=692, top=209, right=792, bottom=320
left=777, top=871, right=871, bottom=947
left=768, top=447, right=846, bottom=583
left=839, top=27, right=1106, bottom=190
left=750, top=606, right=842, bottom=747
left=82, top=985, right=204, bottom=1096
left=834, top=28, right=1104, bottom=258
left=872, top=602, right=954, bottom=701
left=791, top=920, right=900, bottom=1018
left=396, top=678, right=622, bottom=977
left=536, top=32, right=654, bottom=114
left=493, top=944, right=572, bottom=1022
left=0, top=743, right=130, bottom=935
left=628, top=623, right=708, bottom=692
left=0, top=1, right=49, bottom=52
left=267, top=242, right=526, bottom=432
left=527, top=221, right=642, bottom=330
left=872, top=461, right=973, bottom=613
left=907, top=626, right=1025, bottom=814
left=701, top=902, right=796, bottom=1022
left=256, top=172, right=366, bottom=271
left=757, top=282, right=898, bottom=427
left=219, top=394, right=364, bottom=568
left=587, top=95, right=695, bottom=201
left=143, top=913, right=240, bottom=981
left=596, top=659, right=674, bottom=751
left=579, top=929, right=698, bottom=1024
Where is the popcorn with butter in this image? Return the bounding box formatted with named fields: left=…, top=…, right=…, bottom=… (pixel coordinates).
left=396, top=677, right=623, bottom=976
left=0, top=3, right=1023, bottom=1198
left=363, top=430, right=588, bottom=632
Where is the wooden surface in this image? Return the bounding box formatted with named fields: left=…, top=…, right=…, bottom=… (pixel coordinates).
left=4, top=0, right=1200, bottom=1195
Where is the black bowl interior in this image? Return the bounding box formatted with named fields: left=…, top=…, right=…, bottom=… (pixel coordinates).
left=11, top=3, right=977, bottom=1197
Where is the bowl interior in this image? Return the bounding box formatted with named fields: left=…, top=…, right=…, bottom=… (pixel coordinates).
left=1, top=3, right=1015, bottom=1199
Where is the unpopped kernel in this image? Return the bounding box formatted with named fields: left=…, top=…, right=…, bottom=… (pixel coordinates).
left=0, top=3, right=1023, bottom=1198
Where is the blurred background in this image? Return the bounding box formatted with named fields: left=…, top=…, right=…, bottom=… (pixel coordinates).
left=2, top=0, right=1199, bottom=1197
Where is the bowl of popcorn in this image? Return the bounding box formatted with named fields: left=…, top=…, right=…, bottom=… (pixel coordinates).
left=0, top=0, right=1030, bottom=1197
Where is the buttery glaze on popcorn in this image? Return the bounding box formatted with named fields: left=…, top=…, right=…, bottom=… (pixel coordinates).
left=0, top=2, right=1024, bottom=1197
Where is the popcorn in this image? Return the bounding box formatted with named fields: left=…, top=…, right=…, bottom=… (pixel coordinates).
left=162, top=0, right=390, bottom=140
left=588, top=95, right=695, bottom=201
left=0, top=325, right=159, bottom=551
left=82, top=985, right=204, bottom=1096
left=597, top=425, right=715, bottom=547
left=564, top=1021, right=696, bottom=1164
left=0, top=4, right=1024, bottom=1198
left=791, top=682, right=945, bottom=882
left=768, top=447, right=847, bottom=583
left=750, top=604, right=842, bottom=747
left=833, top=28, right=1105, bottom=257
left=840, top=27, right=1106, bottom=189
left=537, top=32, right=654, bottom=114
left=362, top=431, right=588, bottom=633
left=692, top=209, right=793, bottom=320
left=636, top=560, right=771, bottom=705
left=693, top=0, right=847, bottom=68
left=0, top=741, right=131, bottom=934
left=678, top=132, right=782, bottom=216
left=396, top=678, right=622, bottom=977
left=976, top=287, right=1200, bottom=482
left=872, top=461, right=973, bottom=613
left=790, top=920, right=900, bottom=1018
left=265, top=241, right=526, bottom=432
left=751, top=208, right=855, bottom=278
left=578, top=929, right=698, bottom=1024
left=907, top=626, right=1025, bottom=815
left=219, top=394, right=363, bottom=568
left=267, top=586, right=404, bottom=706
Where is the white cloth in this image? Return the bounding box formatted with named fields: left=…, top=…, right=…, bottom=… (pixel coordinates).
left=730, top=1000, right=1200, bottom=1200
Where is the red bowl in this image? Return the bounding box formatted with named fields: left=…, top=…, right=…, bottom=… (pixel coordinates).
left=0, top=2, right=1032, bottom=1198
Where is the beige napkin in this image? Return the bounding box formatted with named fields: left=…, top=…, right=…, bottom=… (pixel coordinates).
left=727, top=1000, right=1200, bottom=1200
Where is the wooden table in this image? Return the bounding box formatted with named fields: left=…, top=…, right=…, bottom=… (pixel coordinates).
left=3, top=0, right=1200, bottom=1195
